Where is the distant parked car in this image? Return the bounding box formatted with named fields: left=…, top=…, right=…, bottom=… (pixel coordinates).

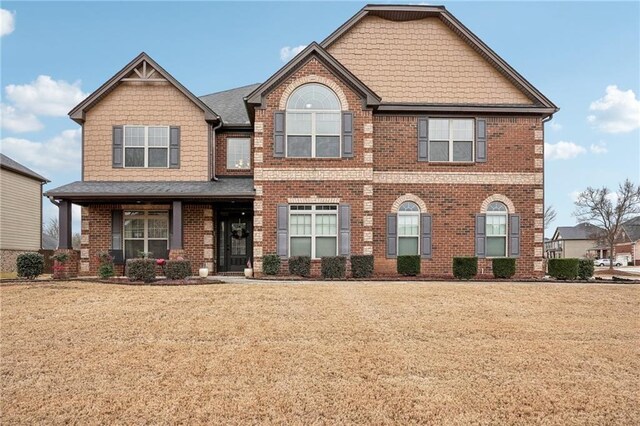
left=593, top=258, right=622, bottom=267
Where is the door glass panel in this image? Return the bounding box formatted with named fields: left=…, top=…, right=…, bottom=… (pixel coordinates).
left=219, top=221, right=225, bottom=267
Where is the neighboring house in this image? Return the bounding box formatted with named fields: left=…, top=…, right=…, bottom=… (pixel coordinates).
left=45, top=4, right=557, bottom=277
left=0, top=154, right=49, bottom=273
left=545, top=223, right=603, bottom=259
left=615, top=216, right=640, bottom=265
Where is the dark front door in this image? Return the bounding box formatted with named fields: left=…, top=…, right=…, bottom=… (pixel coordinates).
left=218, top=214, right=252, bottom=272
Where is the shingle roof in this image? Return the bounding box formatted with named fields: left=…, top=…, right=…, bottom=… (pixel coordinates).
left=0, top=154, right=49, bottom=182
left=554, top=223, right=603, bottom=240
left=621, top=216, right=640, bottom=242
left=199, top=83, right=261, bottom=126
left=44, top=178, right=254, bottom=201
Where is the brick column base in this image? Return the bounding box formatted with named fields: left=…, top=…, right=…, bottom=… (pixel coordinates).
left=169, top=249, right=186, bottom=260
left=53, top=249, right=79, bottom=279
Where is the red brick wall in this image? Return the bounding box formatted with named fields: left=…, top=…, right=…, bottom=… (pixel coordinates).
left=215, top=131, right=254, bottom=177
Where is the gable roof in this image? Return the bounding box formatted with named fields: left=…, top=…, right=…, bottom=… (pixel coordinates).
left=199, top=83, right=261, bottom=127
left=621, top=216, right=640, bottom=242
left=0, top=154, right=49, bottom=183
left=320, top=4, right=558, bottom=113
left=245, top=42, right=381, bottom=108
left=552, top=223, right=603, bottom=241
left=69, top=52, right=220, bottom=124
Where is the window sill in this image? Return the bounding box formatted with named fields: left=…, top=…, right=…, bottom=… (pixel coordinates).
left=426, top=162, right=476, bottom=166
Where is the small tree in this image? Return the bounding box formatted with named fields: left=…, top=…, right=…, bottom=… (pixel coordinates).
left=544, top=205, right=557, bottom=231
left=43, top=217, right=59, bottom=242
left=574, top=179, right=640, bottom=271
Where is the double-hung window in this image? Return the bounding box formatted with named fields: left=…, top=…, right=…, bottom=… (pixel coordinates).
left=428, top=119, right=474, bottom=162
left=397, top=201, right=420, bottom=255
left=486, top=202, right=508, bottom=257
left=227, top=138, right=251, bottom=170
left=289, top=205, right=338, bottom=258
left=123, top=210, right=169, bottom=259
left=124, top=125, right=169, bottom=168
left=286, top=84, right=341, bottom=158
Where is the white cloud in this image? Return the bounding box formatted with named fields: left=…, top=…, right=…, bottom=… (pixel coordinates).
left=5, top=75, right=87, bottom=117
left=0, top=129, right=81, bottom=174
left=549, top=122, right=562, bottom=131
left=544, top=141, right=586, bottom=160
left=587, top=85, right=640, bottom=133
left=0, top=9, right=15, bottom=37
left=280, top=45, right=306, bottom=63
left=0, top=103, right=43, bottom=133
left=590, top=141, right=608, bottom=154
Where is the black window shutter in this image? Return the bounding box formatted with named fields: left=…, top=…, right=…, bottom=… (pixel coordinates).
left=276, top=204, right=288, bottom=257
left=387, top=213, right=398, bottom=258
left=169, top=126, right=180, bottom=168
left=112, top=126, right=123, bottom=168
left=476, top=119, right=487, bottom=163
left=418, top=117, right=428, bottom=161
left=475, top=214, right=486, bottom=258
left=421, top=213, right=432, bottom=259
left=274, top=111, right=285, bottom=157
left=110, top=210, right=124, bottom=264
left=341, top=112, right=354, bottom=158
left=339, top=204, right=351, bottom=256
left=509, top=214, right=521, bottom=257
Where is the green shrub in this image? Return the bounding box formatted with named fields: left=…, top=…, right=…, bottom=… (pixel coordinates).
left=492, top=258, right=516, bottom=279
left=577, top=258, right=594, bottom=280
left=165, top=260, right=191, bottom=280
left=263, top=254, right=281, bottom=275
left=453, top=257, right=478, bottom=280
left=321, top=256, right=346, bottom=279
left=126, top=258, right=156, bottom=283
left=548, top=258, right=579, bottom=280
left=97, top=251, right=114, bottom=279
left=289, top=256, right=311, bottom=277
left=397, top=255, right=420, bottom=276
left=351, top=255, right=374, bottom=278
left=17, top=252, right=45, bottom=280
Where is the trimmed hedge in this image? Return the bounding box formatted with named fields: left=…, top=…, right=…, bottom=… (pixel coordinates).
left=16, top=252, right=44, bottom=280
left=397, top=255, right=420, bottom=276
left=126, top=258, right=156, bottom=283
left=263, top=254, right=281, bottom=275
left=165, top=260, right=191, bottom=280
left=577, top=258, right=595, bottom=280
left=289, top=256, right=311, bottom=277
left=351, top=255, right=374, bottom=278
left=321, top=256, right=346, bottom=279
left=548, top=258, right=579, bottom=280
left=492, top=258, right=516, bottom=279
left=453, top=257, right=478, bottom=280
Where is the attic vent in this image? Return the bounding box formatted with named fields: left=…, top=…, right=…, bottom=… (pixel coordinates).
left=122, top=60, right=165, bottom=82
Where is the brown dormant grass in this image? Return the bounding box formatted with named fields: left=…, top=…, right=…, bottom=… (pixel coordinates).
left=1, top=281, right=638, bottom=424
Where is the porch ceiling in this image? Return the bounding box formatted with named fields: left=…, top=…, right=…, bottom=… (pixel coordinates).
left=44, top=178, right=255, bottom=203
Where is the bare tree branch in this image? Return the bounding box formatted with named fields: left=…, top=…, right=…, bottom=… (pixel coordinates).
left=544, top=205, right=557, bottom=230
left=43, top=217, right=59, bottom=242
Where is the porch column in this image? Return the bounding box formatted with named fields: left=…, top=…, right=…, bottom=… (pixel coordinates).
left=170, top=201, right=183, bottom=250
left=58, top=200, right=73, bottom=249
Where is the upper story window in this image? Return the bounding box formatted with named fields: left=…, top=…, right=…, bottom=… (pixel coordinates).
left=227, top=138, right=251, bottom=170
left=428, top=119, right=474, bottom=162
left=124, top=126, right=169, bottom=168
left=289, top=204, right=338, bottom=258
left=286, top=84, right=341, bottom=158
left=398, top=201, right=420, bottom=255
left=486, top=201, right=508, bottom=257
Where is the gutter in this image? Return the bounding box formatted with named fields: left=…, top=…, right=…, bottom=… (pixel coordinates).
left=210, top=120, right=224, bottom=181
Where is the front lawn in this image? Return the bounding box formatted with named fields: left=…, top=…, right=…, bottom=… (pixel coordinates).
left=1, top=281, right=638, bottom=424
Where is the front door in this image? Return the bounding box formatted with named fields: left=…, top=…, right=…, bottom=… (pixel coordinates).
left=218, top=214, right=252, bottom=272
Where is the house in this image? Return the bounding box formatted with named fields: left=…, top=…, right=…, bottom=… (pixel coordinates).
left=545, top=223, right=603, bottom=259
left=615, top=216, right=640, bottom=265
left=0, top=154, right=49, bottom=273
left=45, top=4, right=557, bottom=278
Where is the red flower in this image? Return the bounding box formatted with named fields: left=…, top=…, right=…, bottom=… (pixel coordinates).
left=156, top=259, right=166, bottom=266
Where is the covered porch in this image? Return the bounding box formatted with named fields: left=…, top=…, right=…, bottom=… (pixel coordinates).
left=44, top=179, right=254, bottom=276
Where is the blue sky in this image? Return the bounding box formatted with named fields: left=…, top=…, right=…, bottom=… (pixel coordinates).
left=1, top=1, right=639, bottom=235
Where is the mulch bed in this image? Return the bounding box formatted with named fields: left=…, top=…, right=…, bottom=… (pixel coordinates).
left=0, top=277, right=224, bottom=286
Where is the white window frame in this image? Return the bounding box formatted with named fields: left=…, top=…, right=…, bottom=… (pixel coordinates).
left=226, top=137, right=251, bottom=170
left=397, top=202, right=420, bottom=256
left=123, top=210, right=169, bottom=259
left=289, top=205, right=338, bottom=259
left=428, top=118, right=475, bottom=163
left=485, top=202, right=508, bottom=258
left=123, top=125, right=170, bottom=168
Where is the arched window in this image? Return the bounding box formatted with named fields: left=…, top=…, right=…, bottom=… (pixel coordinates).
left=286, top=84, right=341, bottom=158
left=486, top=201, right=508, bottom=257
left=398, top=201, right=420, bottom=255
